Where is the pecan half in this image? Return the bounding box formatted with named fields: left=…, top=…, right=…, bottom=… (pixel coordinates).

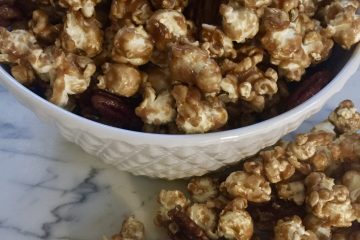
left=286, top=70, right=331, bottom=110
left=79, top=90, right=143, bottom=131
left=168, top=206, right=210, bottom=240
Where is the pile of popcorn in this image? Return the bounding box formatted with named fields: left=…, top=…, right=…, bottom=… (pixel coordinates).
left=0, top=0, right=360, bottom=133
left=107, top=100, right=360, bottom=240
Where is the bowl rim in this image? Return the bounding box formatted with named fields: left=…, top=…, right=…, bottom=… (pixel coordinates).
left=1, top=45, right=360, bottom=147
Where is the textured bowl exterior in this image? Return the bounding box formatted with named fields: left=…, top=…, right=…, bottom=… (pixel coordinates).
left=1, top=45, right=360, bottom=180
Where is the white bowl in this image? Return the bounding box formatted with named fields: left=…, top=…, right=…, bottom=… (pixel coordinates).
left=1, top=45, right=360, bottom=180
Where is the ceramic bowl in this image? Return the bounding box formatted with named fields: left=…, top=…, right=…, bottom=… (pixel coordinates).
left=1, top=45, right=360, bottom=179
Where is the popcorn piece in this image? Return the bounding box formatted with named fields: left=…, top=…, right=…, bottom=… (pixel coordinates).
left=322, top=0, right=360, bottom=49
left=29, top=47, right=96, bottom=107
left=305, top=172, right=356, bottom=227
left=277, top=181, right=306, bottom=206
left=260, top=146, right=296, bottom=183
left=342, top=170, right=360, bottom=203
left=0, top=28, right=39, bottom=64
left=157, top=190, right=188, bottom=222
left=201, top=24, right=236, bottom=59
left=219, top=3, right=259, bottom=43
left=238, top=0, right=272, bottom=10
left=29, top=9, right=62, bottom=44
left=187, top=177, right=219, bottom=203
left=111, top=216, right=145, bottom=240
left=186, top=203, right=217, bottom=236
left=224, top=68, right=278, bottom=112
left=146, top=10, right=188, bottom=51
left=221, top=171, right=271, bottom=202
left=260, top=8, right=307, bottom=81
left=150, top=0, right=188, bottom=11
left=143, top=65, right=171, bottom=93
left=331, top=133, right=360, bottom=162
left=217, top=199, right=254, bottom=240
left=60, top=11, right=103, bottom=57
left=329, top=100, right=360, bottom=134
left=272, top=0, right=300, bottom=12
left=171, top=85, right=228, bottom=134
left=287, top=131, right=335, bottom=174
left=135, top=87, right=176, bottom=125
left=58, top=0, right=101, bottom=18
left=243, top=157, right=264, bottom=175
left=111, top=25, right=153, bottom=66
left=220, top=46, right=278, bottom=112
left=110, top=0, right=153, bottom=25
left=97, top=63, right=142, bottom=97
left=261, top=8, right=333, bottom=81
left=10, top=64, right=35, bottom=85
left=303, top=214, right=332, bottom=240
left=274, top=215, right=318, bottom=240
left=169, top=44, right=222, bottom=94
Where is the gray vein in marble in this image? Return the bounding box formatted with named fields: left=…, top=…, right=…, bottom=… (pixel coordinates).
left=0, top=168, right=101, bottom=240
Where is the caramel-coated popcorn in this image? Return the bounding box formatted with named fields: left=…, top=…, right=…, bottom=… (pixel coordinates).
left=59, top=0, right=101, bottom=18
left=29, top=9, right=62, bottom=44
left=329, top=100, right=360, bottom=134
left=217, top=206, right=253, bottom=240
left=322, top=0, right=360, bottom=49
left=221, top=171, right=271, bottom=203
left=172, top=85, right=228, bottom=133
left=109, top=216, right=145, bottom=240
left=305, top=172, right=356, bottom=227
left=97, top=63, right=142, bottom=97
left=60, top=11, right=103, bottom=57
left=135, top=86, right=176, bottom=125
left=169, top=44, right=222, bottom=94
left=201, top=24, right=236, bottom=59
left=146, top=9, right=188, bottom=51
left=220, top=2, right=259, bottom=43
left=0, top=28, right=39, bottom=64
left=111, top=25, right=153, bottom=66
left=150, top=0, right=188, bottom=11
left=274, top=216, right=318, bottom=240
left=28, top=47, right=96, bottom=107
left=186, top=203, right=217, bottom=236
left=110, top=0, right=153, bottom=25
left=187, top=177, right=219, bottom=203
left=277, top=181, right=306, bottom=206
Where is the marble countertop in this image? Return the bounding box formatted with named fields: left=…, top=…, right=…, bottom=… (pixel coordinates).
left=0, top=69, right=359, bottom=240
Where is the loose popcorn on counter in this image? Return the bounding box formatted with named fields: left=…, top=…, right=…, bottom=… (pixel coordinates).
left=274, top=215, right=318, bottom=240
left=152, top=100, right=360, bottom=239
left=104, top=216, right=145, bottom=240
left=1, top=0, right=360, bottom=134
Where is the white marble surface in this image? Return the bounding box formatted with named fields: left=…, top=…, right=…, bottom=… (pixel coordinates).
left=0, top=69, right=359, bottom=240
